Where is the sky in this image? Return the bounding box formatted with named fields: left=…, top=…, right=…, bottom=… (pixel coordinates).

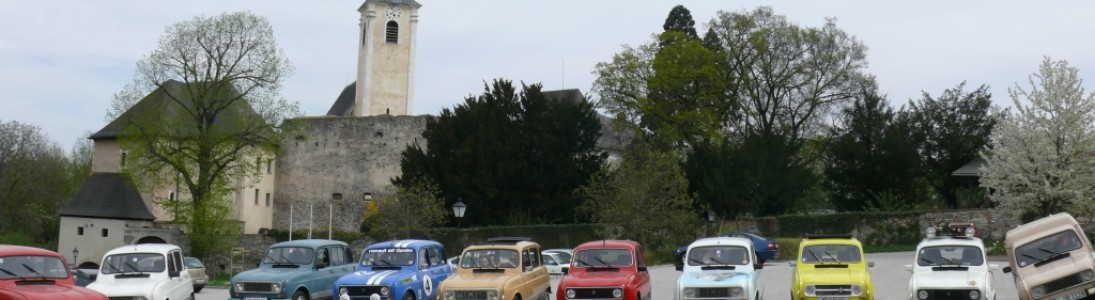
left=3, top=1, right=1095, bottom=151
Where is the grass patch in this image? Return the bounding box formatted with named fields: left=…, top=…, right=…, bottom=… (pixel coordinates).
left=207, top=272, right=232, bottom=288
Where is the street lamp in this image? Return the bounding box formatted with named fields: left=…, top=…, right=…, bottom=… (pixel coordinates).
left=452, top=200, right=467, bottom=228
left=72, top=247, right=79, bottom=267
left=706, top=210, right=716, bottom=236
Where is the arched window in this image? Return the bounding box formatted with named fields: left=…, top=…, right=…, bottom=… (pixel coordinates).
left=386, top=21, right=399, bottom=44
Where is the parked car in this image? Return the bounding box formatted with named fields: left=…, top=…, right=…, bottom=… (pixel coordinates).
left=438, top=237, right=551, bottom=300
left=0, top=245, right=107, bottom=299
left=230, top=239, right=355, bottom=300
left=675, top=232, right=779, bottom=270
left=790, top=234, right=875, bottom=300
left=1004, top=212, right=1095, bottom=300
left=87, top=243, right=194, bottom=300
left=333, top=239, right=453, bottom=300
left=675, top=236, right=763, bottom=300
left=184, top=257, right=208, bottom=292
left=70, top=267, right=97, bottom=287
left=905, top=226, right=997, bottom=300
left=447, top=256, right=459, bottom=271
left=542, top=248, right=573, bottom=262
left=541, top=251, right=570, bottom=276
left=557, top=240, right=651, bottom=300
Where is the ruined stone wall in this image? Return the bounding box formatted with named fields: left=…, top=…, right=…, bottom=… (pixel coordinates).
left=273, top=115, right=427, bottom=232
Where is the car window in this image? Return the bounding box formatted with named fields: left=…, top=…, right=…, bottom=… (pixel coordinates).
left=917, top=246, right=983, bottom=266
left=544, top=255, right=556, bottom=265
left=102, top=253, right=165, bottom=274
left=167, top=251, right=179, bottom=274
left=801, top=244, right=861, bottom=263
left=262, top=247, right=315, bottom=265
left=687, top=246, right=749, bottom=266
left=184, top=257, right=204, bottom=269
left=574, top=249, right=633, bottom=267
left=330, top=247, right=345, bottom=266
left=361, top=248, right=416, bottom=266
left=1015, top=230, right=1083, bottom=267
left=0, top=255, right=69, bottom=279
left=428, top=247, right=442, bottom=267
left=461, top=249, right=520, bottom=269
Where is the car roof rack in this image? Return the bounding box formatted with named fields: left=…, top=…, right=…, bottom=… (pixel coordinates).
left=804, top=233, right=853, bottom=239
left=484, top=237, right=533, bottom=244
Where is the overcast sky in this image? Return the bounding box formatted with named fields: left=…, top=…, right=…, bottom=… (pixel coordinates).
left=3, top=1, right=1095, bottom=150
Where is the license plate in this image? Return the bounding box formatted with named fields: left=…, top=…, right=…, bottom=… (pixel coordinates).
left=820, top=297, right=848, bottom=300
left=1054, top=290, right=1088, bottom=300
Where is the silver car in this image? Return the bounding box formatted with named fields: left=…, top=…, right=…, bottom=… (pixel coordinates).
left=183, top=257, right=208, bottom=293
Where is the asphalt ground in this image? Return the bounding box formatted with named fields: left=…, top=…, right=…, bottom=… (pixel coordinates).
left=198, top=251, right=1021, bottom=300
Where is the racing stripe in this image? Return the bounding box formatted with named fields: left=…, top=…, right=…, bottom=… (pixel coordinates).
left=368, top=270, right=395, bottom=285
left=372, top=270, right=396, bottom=286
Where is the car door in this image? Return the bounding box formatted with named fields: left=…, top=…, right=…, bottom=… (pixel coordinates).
left=313, top=246, right=340, bottom=299
left=634, top=246, right=652, bottom=299
left=520, top=247, right=549, bottom=296
left=423, top=246, right=447, bottom=299
left=167, top=250, right=192, bottom=300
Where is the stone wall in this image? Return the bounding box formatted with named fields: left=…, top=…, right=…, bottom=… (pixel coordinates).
left=273, top=115, right=428, bottom=232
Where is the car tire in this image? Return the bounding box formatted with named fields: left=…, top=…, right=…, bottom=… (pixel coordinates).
left=293, top=290, right=309, bottom=300
left=403, top=291, right=415, bottom=300
left=194, top=286, right=203, bottom=293
left=756, top=252, right=766, bottom=264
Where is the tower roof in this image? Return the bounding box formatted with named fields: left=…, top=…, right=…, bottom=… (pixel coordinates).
left=360, top=0, right=422, bottom=11
left=326, top=82, right=357, bottom=117
left=59, top=173, right=155, bottom=221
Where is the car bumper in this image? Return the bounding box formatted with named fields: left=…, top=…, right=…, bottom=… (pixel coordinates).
left=758, top=249, right=779, bottom=260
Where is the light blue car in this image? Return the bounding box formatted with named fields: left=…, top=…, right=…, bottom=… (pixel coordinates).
left=230, top=239, right=356, bottom=300
left=676, top=237, right=763, bottom=300
left=334, top=239, right=453, bottom=300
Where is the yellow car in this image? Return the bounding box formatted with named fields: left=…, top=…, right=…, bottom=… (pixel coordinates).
left=790, top=234, right=875, bottom=300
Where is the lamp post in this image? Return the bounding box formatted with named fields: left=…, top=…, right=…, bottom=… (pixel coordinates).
left=706, top=210, right=716, bottom=237
left=452, top=200, right=467, bottom=228
left=72, top=247, right=79, bottom=268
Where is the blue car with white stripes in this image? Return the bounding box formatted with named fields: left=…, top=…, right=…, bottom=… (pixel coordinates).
left=334, top=239, right=453, bottom=300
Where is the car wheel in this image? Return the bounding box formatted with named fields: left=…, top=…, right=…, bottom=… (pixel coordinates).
left=293, top=290, right=309, bottom=300
left=755, top=252, right=766, bottom=264
left=403, top=291, right=415, bottom=300
left=194, top=286, right=203, bottom=293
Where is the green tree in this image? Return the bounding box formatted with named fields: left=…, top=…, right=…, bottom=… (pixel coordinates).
left=644, top=31, right=729, bottom=149
left=395, top=79, right=604, bottom=226
left=362, top=181, right=447, bottom=239
left=108, top=12, right=299, bottom=257
left=982, top=57, right=1095, bottom=219
left=578, top=139, right=699, bottom=252
left=906, top=82, right=997, bottom=208
left=0, top=120, right=75, bottom=247
left=824, top=90, right=923, bottom=211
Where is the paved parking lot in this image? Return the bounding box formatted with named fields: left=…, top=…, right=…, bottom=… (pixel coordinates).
left=198, top=251, right=1020, bottom=300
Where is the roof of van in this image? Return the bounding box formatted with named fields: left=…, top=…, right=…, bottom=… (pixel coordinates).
left=1005, top=213, right=1080, bottom=248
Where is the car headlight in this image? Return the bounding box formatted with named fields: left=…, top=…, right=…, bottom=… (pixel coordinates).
left=381, top=286, right=390, bottom=296
left=969, top=290, right=980, bottom=300
left=444, top=291, right=454, bottom=300
left=339, top=287, right=348, bottom=296
left=613, top=288, right=623, bottom=298
left=1032, top=286, right=1046, bottom=298
left=851, top=284, right=862, bottom=296
left=235, top=283, right=244, bottom=292
left=918, top=290, right=928, bottom=300
left=684, top=288, right=695, bottom=298
left=136, top=297, right=149, bottom=300
left=730, top=287, right=744, bottom=298
left=804, top=285, right=816, bottom=296
left=488, top=289, right=499, bottom=300
left=566, top=289, right=576, bottom=299
left=1083, top=270, right=1095, bottom=282
left=272, top=283, right=282, bottom=294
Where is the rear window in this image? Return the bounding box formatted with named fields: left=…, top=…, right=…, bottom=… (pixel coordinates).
left=184, top=257, right=204, bottom=269
left=1015, top=230, right=1083, bottom=267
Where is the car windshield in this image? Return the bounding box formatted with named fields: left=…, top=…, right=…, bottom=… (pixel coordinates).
left=361, top=248, right=416, bottom=266
left=460, top=249, right=520, bottom=269
left=573, top=249, right=633, bottom=268
left=801, top=244, right=862, bottom=263
left=1015, top=230, right=1083, bottom=267
left=0, top=255, right=69, bottom=279
left=184, top=257, right=204, bottom=269
left=687, top=246, right=749, bottom=266
left=550, top=252, right=572, bottom=264
left=917, top=246, right=983, bottom=266
left=102, top=253, right=165, bottom=274
left=262, top=247, right=315, bottom=265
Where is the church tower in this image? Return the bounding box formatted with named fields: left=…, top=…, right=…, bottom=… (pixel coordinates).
left=354, top=0, right=420, bottom=116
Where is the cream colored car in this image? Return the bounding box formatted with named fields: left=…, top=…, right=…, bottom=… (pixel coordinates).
left=1004, top=213, right=1095, bottom=300
left=439, top=237, right=551, bottom=300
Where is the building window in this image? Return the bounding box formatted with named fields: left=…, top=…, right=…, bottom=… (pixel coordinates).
left=256, top=157, right=261, bottom=172
left=169, top=192, right=175, bottom=201
left=385, top=21, right=398, bottom=44
left=266, top=160, right=272, bottom=174
left=254, top=189, right=260, bottom=205
left=362, top=25, right=368, bottom=45
left=77, top=227, right=84, bottom=235
left=265, top=193, right=271, bottom=207
left=102, top=228, right=108, bottom=237
left=120, top=151, right=127, bottom=167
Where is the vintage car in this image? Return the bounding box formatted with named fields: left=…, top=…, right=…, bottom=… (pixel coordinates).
left=438, top=237, right=551, bottom=300
left=0, top=245, right=107, bottom=299
left=230, top=239, right=355, bottom=300
left=675, top=237, right=762, bottom=300
left=184, top=257, right=209, bottom=292
left=542, top=252, right=570, bottom=276
left=87, top=243, right=194, bottom=300
left=905, top=226, right=997, bottom=300
left=675, top=232, right=779, bottom=270
left=333, top=239, right=453, bottom=300
left=1003, top=213, right=1095, bottom=300
left=790, top=234, right=875, bottom=300
left=557, top=240, right=651, bottom=300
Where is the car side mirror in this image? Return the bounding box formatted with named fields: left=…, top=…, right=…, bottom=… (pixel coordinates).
left=904, top=265, right=912, bottom=271
left=989, top=264, right=1000, bottom=271
left=867, top=262, right=874, bottom=268
left=637, top=266, right=647, bottom=272
left=1002, top=266, right=1012, bottom=273
left=675, top=265, right=683, bottom=271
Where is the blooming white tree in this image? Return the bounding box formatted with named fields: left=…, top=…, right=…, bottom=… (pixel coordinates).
left=981, top=57, right=1095, bottom=219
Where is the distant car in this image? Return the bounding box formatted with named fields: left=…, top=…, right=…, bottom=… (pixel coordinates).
left=184, top=257, right=208, bottom=292
left=70, top=267, right=97, bottom=287
left=542, top=249, right=572, bottom=264
left=447, top=256, right=459, bottom=271
left=790, top=234, right=875, bottom=300
left=438, top=237, right=551, bottom=300
left=230, top=239, right=355, bottom=300
left=333, top=239, right=453, bottom=300
left=541, top=251, right=570, bottom=275
left=905, top=226, right=997, bottom=300
left=0, top=244, right=107, bottom=299
left=676, top=236, right=763, bottom=300
left=87, top=243, right=194, bottom=300
left=675, top=232, right=780, bottom=270
left=557, top=240, right=652, bottom=300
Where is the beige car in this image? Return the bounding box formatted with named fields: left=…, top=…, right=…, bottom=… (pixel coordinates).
left=1004, top=212, right=1095, bottom=300
left=183, top=257, right=208, bottom=293
left=438, top=237, right=551, bottom=300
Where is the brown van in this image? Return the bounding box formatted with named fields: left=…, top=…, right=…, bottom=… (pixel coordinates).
left=1004, top=213, right=1095, bottom=300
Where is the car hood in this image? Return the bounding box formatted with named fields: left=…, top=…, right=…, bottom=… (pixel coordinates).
left=442, top=271, right=510, bottom=289
left=1016, top=253, right=1095, bottom=287
left=88, top=277, right=160, bottom=297
left=234, top=267, right=305, bottom=282
left=798, top=267, right=869, bottom=284
left=336, top=270, right=417, bottom=286
left=560, top=270, right=634, bottom=287
left=679, top=270, right=754, bottom=287
left=912, top=268, right=989, bottom=289
left=0, top=284, right=106, bottom=299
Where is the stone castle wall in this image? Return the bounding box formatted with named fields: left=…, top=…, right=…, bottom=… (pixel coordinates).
left=273, top=115, right=427, bottom=232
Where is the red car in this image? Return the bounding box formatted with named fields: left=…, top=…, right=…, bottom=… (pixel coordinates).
left=0, top=245, right=107, bottom=299
left=556, top=240, right=652, bottom=300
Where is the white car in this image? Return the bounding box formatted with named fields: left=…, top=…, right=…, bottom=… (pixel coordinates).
left=542, top=251, right=570, bottom=275
left=905, top=227, right=997, bottom=300
left=675, top=237, right=763, bottom=300
left=88, top=244, right=195, bottom=300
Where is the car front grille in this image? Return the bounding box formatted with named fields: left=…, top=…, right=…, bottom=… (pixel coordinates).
left=344, top=285, right=387, bottom=296
left=240, top=282, right=275, bottom=292
left=694, top=287, right=730, bottom=298
left=570, top=287, right=618, bottom=299
left=453, top=290, right=489, bottom=300
left=1045, top=272, right=1084, bottom=295
left=815, top=285, right=853, bottom=296
left=922, top=289, right=977, bottom=300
